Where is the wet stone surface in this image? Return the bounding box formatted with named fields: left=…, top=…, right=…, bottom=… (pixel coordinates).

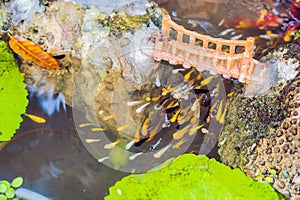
left=218, top=40, right=300, bottom=199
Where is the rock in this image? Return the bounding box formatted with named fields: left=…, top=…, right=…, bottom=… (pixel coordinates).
left=218, top=40, right=300, bottom=199
left=8, top=1, right=159, bottom=134
left=9, top=0, right=45, bottom=26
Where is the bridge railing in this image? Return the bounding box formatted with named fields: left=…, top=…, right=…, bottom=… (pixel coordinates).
left=152, top=15, right=262, bottom=83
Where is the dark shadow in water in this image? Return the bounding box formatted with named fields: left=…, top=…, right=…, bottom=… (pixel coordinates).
left=0, top=94, right=128, bottom=200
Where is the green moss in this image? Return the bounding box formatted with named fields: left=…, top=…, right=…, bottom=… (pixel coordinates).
left=105, top=154, right=284, bottom=200
left=0, top=41, right=28, bottom=141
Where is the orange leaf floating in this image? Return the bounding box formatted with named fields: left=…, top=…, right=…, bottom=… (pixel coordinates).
left=8, top=35, right=60, bottom=69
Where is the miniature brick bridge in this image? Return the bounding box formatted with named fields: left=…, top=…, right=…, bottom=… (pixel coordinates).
left=152, top=15, right=265, bottom=83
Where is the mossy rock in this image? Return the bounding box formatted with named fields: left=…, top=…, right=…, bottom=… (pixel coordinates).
left=105, top=154, right=284, bottom=200
left=0, top=41, right=28, bottom=141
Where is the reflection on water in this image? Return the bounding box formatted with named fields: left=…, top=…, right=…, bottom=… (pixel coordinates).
left=0, top=95, right=127, bottom=200
left=28, top=86, right=66, bottom=116
left=154, top=0, right=291, bottom=58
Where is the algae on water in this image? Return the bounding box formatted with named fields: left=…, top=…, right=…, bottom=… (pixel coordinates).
left=0, top=41, right=28, bottom=141
left=105, top=154, right=284, bottom=200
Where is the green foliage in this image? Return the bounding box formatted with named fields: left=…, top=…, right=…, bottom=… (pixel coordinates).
left=106, top=154, right=284, bottom=200
left=295, top=32, right=300, bottom=41
left=0, top=177, right=23, bottom=200
left=0, top=41, right=28, bottom=141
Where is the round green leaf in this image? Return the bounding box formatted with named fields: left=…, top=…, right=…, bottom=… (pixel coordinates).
left=11, top=177, right=23, bottom=188
left=5, top=188, right=15, bottom=199
left=105, top=154, right=284, bottom=200
left=0, top=184, right=7, bottom=193
left=0, top=194, right=7, bottom=200
left=12, top=198, right=19, bottom=200
left=0, top=182, right=10, bottom=189
left=0, top=41, right=28, bottom=141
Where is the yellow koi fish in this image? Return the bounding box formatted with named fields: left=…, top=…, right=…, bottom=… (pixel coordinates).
left=200, top=75, right=215, bottom=86
left=173, top=124, right=191, bottom=140
left=104, top=140, right=120, bottom=149
left=134, top=127, right=141, bottom=142
left=24, top=113, right=46, bottom=123
left=172, top=138, right=186, bottom=149
left=79, top=123, right=92, bottom=128
left=117, top=124, right=130, bottom=132
left=189, top=124, right=205, bottom=135
left=219, top=99, right=230, bottom=124
left=103, top=114, right=118, bottom=121
left=227, top=91, right=235, bottom=97
left=165, top=100, right=179, bottom=110
left=170, top=109, right=181, bottom=123
left=91, top=127, right=106, bottom=131
left=141, top=117, right=150, bottom=136
left=216, top=100, right=224, bottom=122
left=184, top=68, right=195, bottom=81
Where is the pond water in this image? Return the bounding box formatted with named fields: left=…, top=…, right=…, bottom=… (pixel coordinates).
left=0, top=94, right=128, bottom=199
left=0, top=0, right=298, bottom=199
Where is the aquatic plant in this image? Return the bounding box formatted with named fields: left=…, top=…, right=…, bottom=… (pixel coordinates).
left=105, top=154, right=283, bottom=200
left=0, top=41, right=28, bottom=141
left=0, top=177, right=24, bottom=200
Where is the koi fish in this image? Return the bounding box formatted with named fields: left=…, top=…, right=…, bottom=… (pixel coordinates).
left=127, top=100, right=144, bottom=106
left=256, top=9, right=284, bottom=30
left=104, top=140, right=120, bottom=149
left=155, top=75, right=161, bottom=87
left=170, top=109, right=181, bottom=123
left=172, top=138, right=186, bottom=149
left=165, top=100, right=179, bottom=110
left=24, top=113, right=46, bottom=123
left=224, top=16, right=256, bottom=29
left=129, top=152, right=143, bottom=160
left=153, top=144, right=171, bottom=158
left=206, top=100, right=221, bottom=123
left=103, top=114, right=118, bottom=121
left=125, top=140, right=135, bottom=150
left=150, top=138, right=162, bottom=151
left=173, top=124, right=192, bottom=140
left=189, top=124, right=205, bottom=135
left=184, top=68, right=195, bottom=81
left=85, top=139, right=101, bottom=143
left=117, top=124, right=130, bottom=132
left=79, top=123, right=93, bottom=128
left=219, top=99, right=230, bottom=124
left=141, top=117, right=150, bottom=136
left=136, top=102, right=150, bottom=113
left=172, top=68, right=186, bottom=74
left=194, top=76, right=215, bottom=89
left=215, top=100, right=224, bottom=122
left=91, top=127, right=106, bottom=131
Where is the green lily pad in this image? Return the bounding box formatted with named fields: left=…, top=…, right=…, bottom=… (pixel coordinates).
left=11, top=177, right=23, bottom=188
left=0, top=183, right=7, bottom=193
left=0, top=41, right=28, bottom=141
left=0, top=181, right=10, bottom=189
left=106, top=154, right=284, bottom=200
left=0, top=194, right=7, bottom=200
left=5, top=188, right=15, bottom=199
